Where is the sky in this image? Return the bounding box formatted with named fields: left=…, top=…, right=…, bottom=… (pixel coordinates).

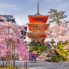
left=0, top=0, right=69, bottom=26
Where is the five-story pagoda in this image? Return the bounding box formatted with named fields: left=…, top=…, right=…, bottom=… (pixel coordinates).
left=28, top=2, right=49, bottom=45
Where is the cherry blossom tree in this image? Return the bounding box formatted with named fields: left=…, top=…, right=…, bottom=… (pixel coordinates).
left=0, top=18, right=29, bottom=68
left=46, top=22, right=69, bottom=42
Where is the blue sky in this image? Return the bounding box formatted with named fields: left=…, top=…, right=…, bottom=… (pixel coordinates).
left=0, top=0, right=69, bottom=25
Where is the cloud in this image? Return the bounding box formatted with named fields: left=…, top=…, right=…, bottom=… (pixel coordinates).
left=15, top=15, right=28, bottom=26
left=58, top=3, right=69, bottom=10
left=0, top=3, right=19, bottom=14
left=0, top=3, right=16, bottom=9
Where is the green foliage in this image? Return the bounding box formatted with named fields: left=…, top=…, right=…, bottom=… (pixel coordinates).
left=29, top=40, right=42, bottom=46
left=50, top=55, right=63, bottom=62
left=47, top=41, right=69, bottom=62
left=29, top=45, right=47, bottom=56
left=56, top=42, right=69, bottom=62
left=29, top=40, right=47, bottom=55
left=29, top=40, right=36, bottom=46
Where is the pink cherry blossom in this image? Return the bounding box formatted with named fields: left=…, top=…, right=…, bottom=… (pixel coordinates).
left=0, top=21, right=29, bottom=59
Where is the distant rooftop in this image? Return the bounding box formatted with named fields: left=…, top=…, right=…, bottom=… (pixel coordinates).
left=0, top=15, right=16, bottom=23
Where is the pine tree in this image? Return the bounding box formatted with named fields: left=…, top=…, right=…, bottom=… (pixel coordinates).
left=48, top=9, right=67, bottom=25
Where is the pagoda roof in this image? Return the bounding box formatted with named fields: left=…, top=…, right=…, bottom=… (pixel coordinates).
left=28, top=32, right=46, bottom=38
left=28, top=0, right=49, bottom=23
left=28, top=15, right=48, bottom=23
left=28, top=21, right=49, bottom=24
left=29, top=14, right=49, bottom=17
left=28, top=31, right=46, bottom=34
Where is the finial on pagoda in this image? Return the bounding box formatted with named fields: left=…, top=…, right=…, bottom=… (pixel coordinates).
left=37, top=0, right=39, bottom=14
left=36, top=0, right=40, bottom=15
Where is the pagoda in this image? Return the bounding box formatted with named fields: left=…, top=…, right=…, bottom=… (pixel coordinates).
left=28, top=1, right=49, bottom=45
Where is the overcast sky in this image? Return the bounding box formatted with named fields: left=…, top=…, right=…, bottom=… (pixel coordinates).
left=0, top=0, right=69, bottom=25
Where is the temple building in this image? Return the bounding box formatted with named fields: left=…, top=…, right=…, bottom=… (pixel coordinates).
left=28, top=2, right=49, bottom=45
left=0, top=15, right=16, bottom=23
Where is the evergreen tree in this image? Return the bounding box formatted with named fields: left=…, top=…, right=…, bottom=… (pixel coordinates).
left=48, top=9, right=67, bottom=25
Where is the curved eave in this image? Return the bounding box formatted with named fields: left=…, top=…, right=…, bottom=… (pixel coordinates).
left=28, top=33, right=46, bottom=38
left=28, top=24, right=49, bottom=32
left=28, top=14, right=49, bottom=17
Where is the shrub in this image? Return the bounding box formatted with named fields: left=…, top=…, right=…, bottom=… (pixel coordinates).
left=50, top=55, right=63, bottom=62
left=29, top=45, right=47, bottom=56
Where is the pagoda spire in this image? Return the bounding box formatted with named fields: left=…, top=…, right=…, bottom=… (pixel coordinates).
left=37, top=0, right=40, bottom=15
